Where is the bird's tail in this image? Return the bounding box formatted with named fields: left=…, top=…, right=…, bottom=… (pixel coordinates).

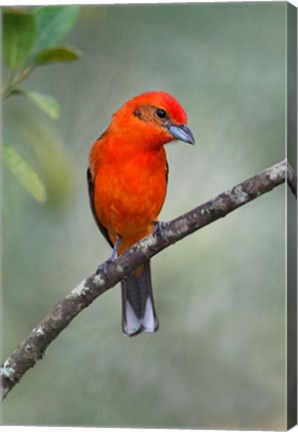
left=121, top=260, right=159, bottom=336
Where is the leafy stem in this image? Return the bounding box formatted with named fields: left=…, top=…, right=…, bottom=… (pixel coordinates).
left=2, top=65, right=35, bottom=100
left=2, top=6, right=81, bottom=203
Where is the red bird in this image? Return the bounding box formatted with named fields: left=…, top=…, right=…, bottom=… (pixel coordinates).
left=88, top=91, right=194, bottom=336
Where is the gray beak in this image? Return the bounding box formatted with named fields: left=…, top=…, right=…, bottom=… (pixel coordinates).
left=167, top=124, right=195, bottom=145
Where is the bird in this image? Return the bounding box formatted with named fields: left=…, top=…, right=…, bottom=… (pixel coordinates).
left=87, top=91, right=195, bottom=336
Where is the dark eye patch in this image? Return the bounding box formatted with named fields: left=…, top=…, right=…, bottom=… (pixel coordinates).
left=133, top=105, right=169, bottom=124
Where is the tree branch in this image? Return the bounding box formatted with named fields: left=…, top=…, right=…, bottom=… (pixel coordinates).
left=1, top=159, right=296, bottom=400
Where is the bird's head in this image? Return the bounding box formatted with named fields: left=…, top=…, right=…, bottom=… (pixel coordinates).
left=110, top=91, right=195, bottom=149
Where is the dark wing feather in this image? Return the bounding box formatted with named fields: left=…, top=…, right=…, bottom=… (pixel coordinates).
left=87, top=167, right=113, bottom=248
left=165, top=160, right=169, bottom=184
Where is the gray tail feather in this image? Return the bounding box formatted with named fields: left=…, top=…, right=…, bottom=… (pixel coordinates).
left=121, top=260, right=159, bottom=336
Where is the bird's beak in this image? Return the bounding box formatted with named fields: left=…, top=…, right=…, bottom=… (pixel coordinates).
left=167, top=124, right=195, bottom=145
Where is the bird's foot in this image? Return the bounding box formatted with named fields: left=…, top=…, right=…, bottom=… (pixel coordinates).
left=152, top=220, right=167, bottom=241
left=96, top=235, right=121, bottom=275
left=96, top=258, right=112, bottom=275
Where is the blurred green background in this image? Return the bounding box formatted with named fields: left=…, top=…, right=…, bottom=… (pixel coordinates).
left=2, top=2, right=289, bottom=429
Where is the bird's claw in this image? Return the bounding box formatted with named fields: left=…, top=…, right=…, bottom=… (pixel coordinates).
left=153, top=221, right=167, bottom=241
left=96, top=259, right=112, bottom=275
left=96, top=235, right=121, bottom=274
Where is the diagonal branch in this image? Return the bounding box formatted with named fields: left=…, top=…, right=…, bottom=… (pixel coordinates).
left=1, top=159, right=296, bottom=400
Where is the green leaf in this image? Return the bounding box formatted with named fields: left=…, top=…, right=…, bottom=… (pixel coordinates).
left=31, top=6, right=80, bottom=58
left=12, top=89, right=61, bottom=119
left=3, top=10, right=36, bottom=68
left=35, top=45, right=82, bottom=65
left=3, top=145, right=47, bottom=203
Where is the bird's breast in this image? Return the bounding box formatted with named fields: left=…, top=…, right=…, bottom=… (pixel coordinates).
left=93, top=147, right=168, bottom=242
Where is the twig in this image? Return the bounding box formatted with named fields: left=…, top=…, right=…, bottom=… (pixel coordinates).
left=2, top=65, right=34, bottom=100
left=1, top=159, right=296, bottom=400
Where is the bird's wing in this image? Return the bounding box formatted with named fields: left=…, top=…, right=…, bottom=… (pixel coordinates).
left=165, top=160, right=169, bottom=184
left=87, top=167, right=114, bottom=248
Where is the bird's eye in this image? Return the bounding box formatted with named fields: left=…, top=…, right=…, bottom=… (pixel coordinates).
left=156, top=108, right=167, bottom=119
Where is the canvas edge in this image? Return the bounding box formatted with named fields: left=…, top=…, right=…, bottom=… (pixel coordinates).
left=286, top=1, right=298, bottom=429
